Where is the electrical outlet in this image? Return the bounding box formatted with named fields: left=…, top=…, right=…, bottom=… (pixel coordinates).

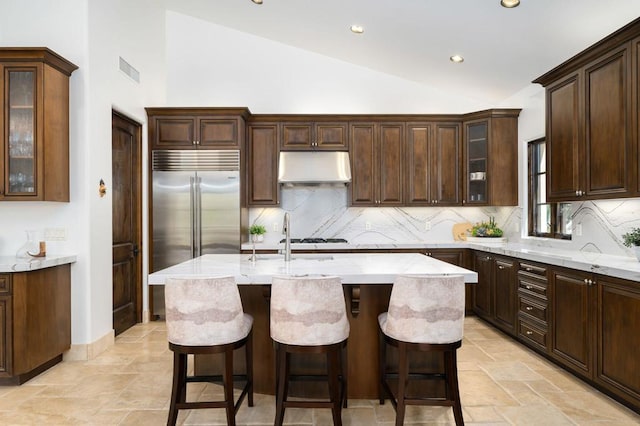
left=575, top=223, right=583, bottom=236
left=365, top=221, right=372, bottom=231
left=425, top=221, right=431, bottom=231
left=44, top=228, right=66, bottom=241
left=273, top=222, right=279, bottom=232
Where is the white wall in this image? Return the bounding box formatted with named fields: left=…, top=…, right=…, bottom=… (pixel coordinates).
left=0, top=0, right=167, bottom=349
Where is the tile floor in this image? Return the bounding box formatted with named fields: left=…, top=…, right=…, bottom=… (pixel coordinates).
left=0, top=317, right=638, bottom=425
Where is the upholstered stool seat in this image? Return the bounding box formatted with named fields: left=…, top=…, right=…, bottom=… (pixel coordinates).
left=378, top=274, right=465, bottom=426
left=270, top=275, right=350, bottom=426
left=165, top=276, right=253, bottom=426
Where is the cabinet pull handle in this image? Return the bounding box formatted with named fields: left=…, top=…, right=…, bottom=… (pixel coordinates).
left=525, top=267, right=532, bottom=272
left=498, top=265, right=505, bottom=269
left=526, top=330, right=533, bottom=335
left=525, top=306, right=533, bottom=311
left=525, top=285, right=533, bottom=290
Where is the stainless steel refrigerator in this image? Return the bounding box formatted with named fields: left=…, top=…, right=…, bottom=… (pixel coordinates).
left=151, top=149, right=241, bottom=317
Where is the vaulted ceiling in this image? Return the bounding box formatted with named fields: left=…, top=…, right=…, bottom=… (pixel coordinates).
left=165, top=0, right=640, bottom=103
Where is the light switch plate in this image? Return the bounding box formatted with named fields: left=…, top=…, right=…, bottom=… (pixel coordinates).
left=44, top=228, right=67, bottom=241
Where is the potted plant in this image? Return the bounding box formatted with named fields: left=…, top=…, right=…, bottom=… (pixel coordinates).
left=467, top=217, right=506, bottom=243
left=249, top=224, right=267, bottom=242
left=622, top=227, right=640, bottom=261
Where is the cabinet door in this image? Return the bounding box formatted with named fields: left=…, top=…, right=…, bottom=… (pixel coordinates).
left=550, top=267, right=593, bottom=379
left=198, top=117, right=241, bottom=148
left=281, top=123, right=312, bottom=150
left=350, top=123, right=376, bottom=205
left=406, top=124, right=432, bottom=205
left=494, top=257, right=517, bottom=333
left=595, top=275, right=640, bottom=403
left=315, top=122, right=348, bottom=150
left=378, top=123, right=404, bottom=205
left=584, top=47, right=632, bottom=198
left=473, top=252, right=493, bottom=319
left=0, top=295, right=11, bottom=376
left=636, top=36, right=640, bottom=195
left=464, top=120, right=488, bottom=204
left=546, top=73, right=583, bottom=201
left=2, top=65, right=40, bottom=199
left=432, top=123, right=461, bottom=205
left=150, top=116, right=197, bottom=149
left=248, top=124, right=279, bottom=205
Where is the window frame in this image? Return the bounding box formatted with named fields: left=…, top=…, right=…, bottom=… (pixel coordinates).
left=527, top=138, right=571, bottom=240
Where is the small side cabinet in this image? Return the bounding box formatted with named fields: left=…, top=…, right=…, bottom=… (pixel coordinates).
left=0, top=48, right=77, bottom=201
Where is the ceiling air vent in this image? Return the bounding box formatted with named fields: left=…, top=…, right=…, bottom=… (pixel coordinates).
left=119, top=56, right=140, bottom=83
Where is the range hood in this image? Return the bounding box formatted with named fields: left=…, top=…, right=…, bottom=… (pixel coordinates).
left=278, top=151, right=351, bottom=185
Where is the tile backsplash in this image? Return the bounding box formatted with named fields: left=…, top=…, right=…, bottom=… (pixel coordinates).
left=248, top=186, right=640, bottom=260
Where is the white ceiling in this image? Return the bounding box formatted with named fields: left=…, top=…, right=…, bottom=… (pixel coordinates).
left=165, top=0, right=640, bottom=103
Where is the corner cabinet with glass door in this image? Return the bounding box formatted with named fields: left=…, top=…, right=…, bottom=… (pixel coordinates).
left=0, top=48, right=77, bottom=201
left=462, top=109, right=521, bottom=206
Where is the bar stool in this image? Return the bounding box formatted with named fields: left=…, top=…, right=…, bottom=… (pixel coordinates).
left=165, top=276, right=253, bottom=426
left=270, top=275, right=350, bottom=426
left=378, top=275, right=465, bottom=426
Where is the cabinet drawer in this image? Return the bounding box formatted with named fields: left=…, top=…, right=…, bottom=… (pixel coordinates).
left=518, top=275, right=548, bottom=299
left=518, top=319, right=548, bottom=350
left=0, top=275, right=10, bottom=294
left=519, top=261, right=547, bottom=277
left=519, top=295, right=547, bottom=323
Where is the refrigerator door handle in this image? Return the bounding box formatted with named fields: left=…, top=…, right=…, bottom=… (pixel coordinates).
left=195, top=176, right=202, bottom=257
left=190, top=176, right=196, bottom=258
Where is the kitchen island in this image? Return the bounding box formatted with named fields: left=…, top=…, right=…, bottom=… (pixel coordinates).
left=149, top=253, right=477, bottom=398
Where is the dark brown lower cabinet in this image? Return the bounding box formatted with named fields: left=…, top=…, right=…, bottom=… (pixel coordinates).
left=0, top=265, right=71, bottom=385
left=472, top=252, right=517, bottom=333
left=595, top=275, right=640, bottom=407
left=549, top=267, right=594, bottom=380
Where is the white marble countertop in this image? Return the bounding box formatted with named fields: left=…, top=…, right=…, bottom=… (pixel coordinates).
left=0, top=254, right=77, bottom=273
left=241, top=241, right=640, bottom=282
left=148, top=253, right=478, bottom=285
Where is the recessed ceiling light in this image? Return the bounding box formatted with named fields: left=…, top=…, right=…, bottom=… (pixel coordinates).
left=251, top=0, right=263, bottom=4
left=350, top=25, right=364, bottom=34
left=450, top=55, right=464, bottom=63
left=500, top=0, right=520, bottom=8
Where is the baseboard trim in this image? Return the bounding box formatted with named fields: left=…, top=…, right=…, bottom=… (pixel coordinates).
left=63, top=329, right=115, bottom=361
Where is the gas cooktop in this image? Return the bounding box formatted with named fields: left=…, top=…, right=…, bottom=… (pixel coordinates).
left=279, top=238, right=348, bottom=244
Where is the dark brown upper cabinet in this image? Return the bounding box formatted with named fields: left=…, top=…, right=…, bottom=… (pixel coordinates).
left=534, top=18, right=640, bottom=201
left=462, top=110, right=521, bottom=206
left=0, top=48, right=77, bottom=201
left=281, top=121, right=348, bottom=151
left=349, top=122, right=403, bottom=206
left=146, top=108, right=250, bottom=150
left=247, top=122, right=279, bottom=206
left=406, top=122, right=461, bottom=206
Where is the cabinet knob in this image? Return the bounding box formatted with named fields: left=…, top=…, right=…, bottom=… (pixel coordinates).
left=525, top=267, right=532, bottom=272
left=525, top=306, right=533, bottom=311
left=525, top=285, right=533, bottom=290
left=498, top=265, right=505, bottom=270
left=526, top=331, right=533, bottom=335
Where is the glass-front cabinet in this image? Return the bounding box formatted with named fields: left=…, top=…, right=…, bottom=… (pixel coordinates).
left=465, top=121, right=488, bottom=204
left=6, top=67, right=37, bottom=196
left=0, top=48, right=77, bottom=201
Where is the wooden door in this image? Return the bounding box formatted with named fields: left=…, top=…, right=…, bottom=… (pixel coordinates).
left=149, top=115, right=196, bottom=150
left=350, top=123, right=376, bottom=205
left=494, top=257, right=517, bottom=333
left=112, top=111, right=142, bottom=335
left=433, top=123, right=461, bottom=205
left=198, top=116, right=240, bottom=148
left=550, top=267, right=593, bottom=379
left=546, top=73, right=583, bottom=201
left=378, top=123, right=404, bottom=205
left=584, top=46, right=632, bottom=198
left=248, top=123, right=279, bottom=205
left=315, top=122, right=348, bottom=150
left=281, top=122, right=313, bottom=150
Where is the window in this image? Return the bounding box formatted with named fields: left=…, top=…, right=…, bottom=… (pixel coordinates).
left=528, top=138, right=572, bottom=239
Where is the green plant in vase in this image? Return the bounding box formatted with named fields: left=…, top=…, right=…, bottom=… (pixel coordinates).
left=621, top=227, right=640, bottom=261
left=249, top=224, right=267, bottom=242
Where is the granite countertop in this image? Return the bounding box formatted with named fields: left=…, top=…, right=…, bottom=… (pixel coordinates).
left=241, top=241, right=640, bottom=282
left=148, top=252, right=477, bottom=285
left=0, top=254, right=78, bottom=273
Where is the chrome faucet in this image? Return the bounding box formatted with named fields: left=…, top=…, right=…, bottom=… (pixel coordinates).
left=282, top=212, right=292, bottom=261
